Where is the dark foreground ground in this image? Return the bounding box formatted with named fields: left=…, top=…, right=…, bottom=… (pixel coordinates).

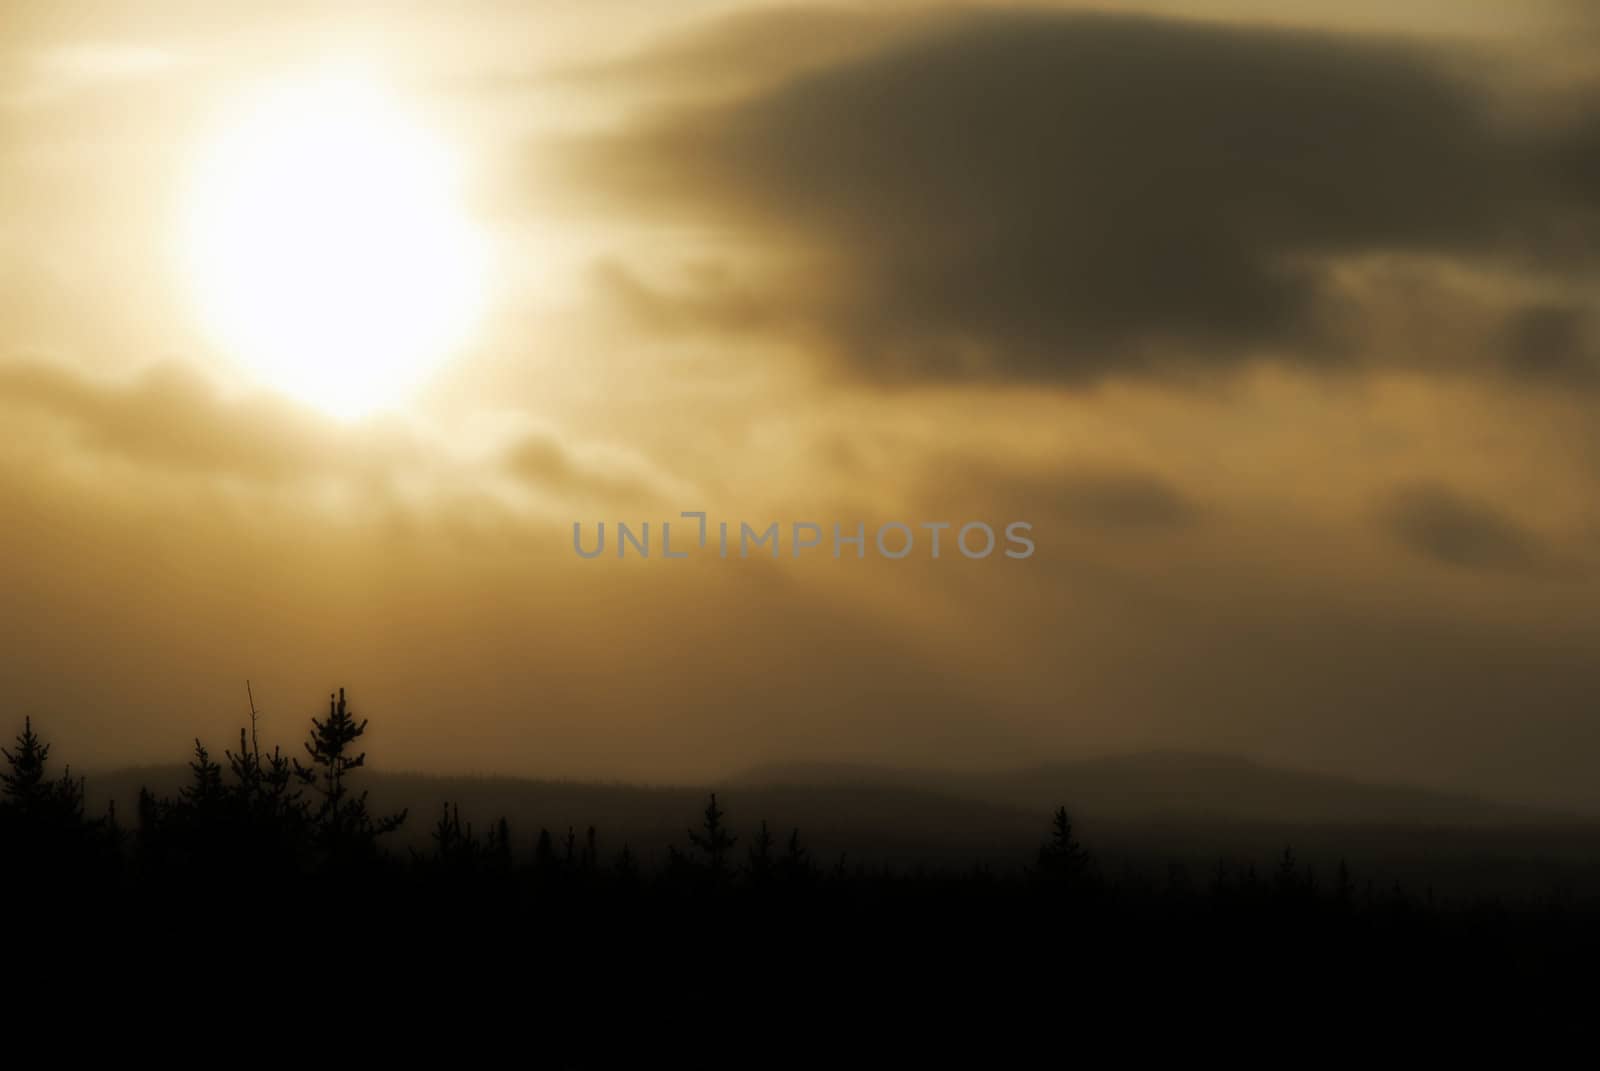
left=19, top=840, right=1595, bottom=1058
left=7, top=710, right=1595, bottom=1053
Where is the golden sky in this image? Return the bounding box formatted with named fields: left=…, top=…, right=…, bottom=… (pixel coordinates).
left=2, top=1, right=1599, bottom=806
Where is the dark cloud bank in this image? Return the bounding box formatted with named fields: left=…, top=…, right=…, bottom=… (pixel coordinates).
left=1381, top=481, right=1551, bottom=574
left=579, top=9, right=1600, bottom=383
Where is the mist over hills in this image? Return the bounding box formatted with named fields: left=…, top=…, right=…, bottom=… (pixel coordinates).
left=84, top=750, right=1600, bottom=898
left=728, top=751, right=1563, bottom=827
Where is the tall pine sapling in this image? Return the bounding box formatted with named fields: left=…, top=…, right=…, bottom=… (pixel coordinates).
left=182, top=740, right=225, bottom=808
left=292, top=688, right=405, bottom=861
left=1, top=717, right=87, bottom=827
left=1033, top=805, right=1091, bottom=889
left=779, top=827, right=812, bottom=883
left=226, top=727, right=299, bottom=818
left=1, top=717, right=49, bottom=808
left=748, top=819, right=775, bottom=885
left=534, top=827, right=557, bottom=871
left=687, top=792, right=737, bottom=878
left=486, top=816, right=512, bottom=872
left=431, top=802, right=480, bottom=868
left=0, top=717, right=98, bottom=873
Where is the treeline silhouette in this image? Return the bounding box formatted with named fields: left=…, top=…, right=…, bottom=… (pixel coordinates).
left=0, top=687, right=1340, bottom=902
left=5, top=686, right=1597, bottom=1019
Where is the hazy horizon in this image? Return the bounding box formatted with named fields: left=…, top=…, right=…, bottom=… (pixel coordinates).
left=75, top=732, right=1600, bottom=822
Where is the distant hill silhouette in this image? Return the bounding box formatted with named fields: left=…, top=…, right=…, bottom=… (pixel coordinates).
left=82, top=751, right=1600, bottom=898
left=729, top=751, right=1566, bottom=827
left=86, top=764, right=1043, bottom=868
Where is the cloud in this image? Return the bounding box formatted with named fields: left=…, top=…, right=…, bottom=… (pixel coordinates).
left=576, top=9, right=1600, bottom=383
left=1501, top=303, right=1600, bottom=387
left=502, top=430, right=671, bottom=508
left=1051, top=470, right=1199, bottom=530
left=0, top=361, right=335, bottom=481
left=590, top=259, right=782, bottom=336
left=924, top=459, right=1199, bottom=533
left=1381, top=482, right=1546, bottom=572
left=555, top=6, right=908, bottom=100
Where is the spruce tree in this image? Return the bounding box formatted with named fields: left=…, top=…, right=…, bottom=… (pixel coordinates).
left=614, top=844, right=640, bottom=883
left=0, top=717, right=95, bottom=872
left=225, top=725, right=303, bottom=860
left=687, top=792, right=737, bottom=878
left=778, top=827, right=813, bottom=886
left=1033, top=805, right=1091, bottom=890
left=431, top=802, right=486, bottom=870
left=0, top=717, right=49, bottom=809
left=748, top=819, right=775, bottom=886
left=291, top=688, right=405, bottom=864
left=488, top=816, right=513, bottom=872
left=182, top=740, right=225, bottom=808
left=1, top=717, right=87, bottom=827
left=534, top=827, right=557, bottom=871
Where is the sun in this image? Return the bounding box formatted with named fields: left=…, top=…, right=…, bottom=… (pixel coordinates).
left=184, top=72, right=487, bottom=418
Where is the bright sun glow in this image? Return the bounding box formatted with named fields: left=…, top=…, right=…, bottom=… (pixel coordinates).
left=186, top=73, right=486, bottom=418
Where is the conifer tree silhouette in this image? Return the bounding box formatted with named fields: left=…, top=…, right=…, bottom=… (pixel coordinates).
left=226, top=727, right=297, bottom=810
left=1033, top=805, right=1091, bottom=890
left=614, top=843, right=640, bottom=883
left=1, top=717, right=50, bottom=808
left=432, top=802, right=470, bottom=866
left=1276, top=845, right=1297, bottom=884
left=167, top=739, right=232, bottom=865
left=687, top=792, right=736, bottom=879
left=1274, top=845, right=1316, bottom=904
left=224, top=724, right=303, bottom=865
left=534, top=827, right=557, bottom=871
left=1, top=717, right=87, bottom=823
left=488, top=816, right=513, bottom=872
left=104, top=798, right=123, bottom=856
left=135, top=785, right=162, bottom=859
left=0, top=717, right=97, bottom=872
left=748, top=819, right=775, bottom=886
left=1, top=717, right=88, bottom=828
left=780, top=827, right=811, bottom=881
left=182, top=740, right=225, bottom=808
left=291, top=688, right=406, bottom=863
